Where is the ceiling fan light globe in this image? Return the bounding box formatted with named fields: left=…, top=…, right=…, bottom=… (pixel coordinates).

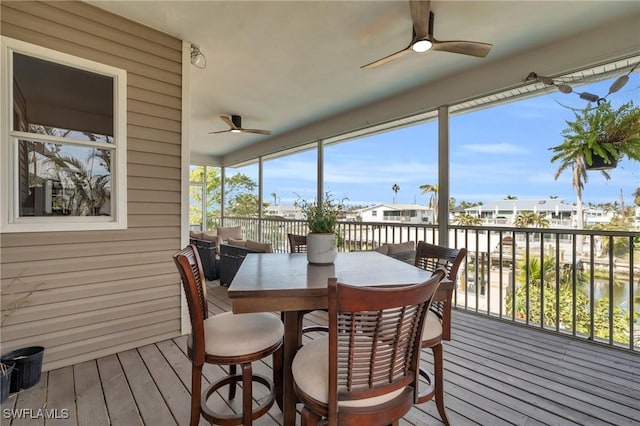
left=412, top=39, right=433, bottom=53
left=230, top=129, right=242, bottom=133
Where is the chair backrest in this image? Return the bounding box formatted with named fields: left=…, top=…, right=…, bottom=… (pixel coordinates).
left=326, top=268, right=446, bottom=424
left=287, top=233, right=307, bottom=253
left=414, top=242, right=466, bottom=281
left=173, top=244, right=208, bottom=364
left=414, top=242, right=467, bottom=340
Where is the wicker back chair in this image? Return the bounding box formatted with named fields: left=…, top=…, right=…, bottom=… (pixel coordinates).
left=292, top=269, right=446, bottom=426
left=413, top=241, right=467, bottom=425
left=415, top=242, right=467, bottom=340
left=173, top=244, right=284, bottom=425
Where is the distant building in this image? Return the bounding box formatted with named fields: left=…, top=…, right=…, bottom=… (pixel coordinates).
left=264, top=204, right=304, bottom=220
left=464, top=199, right=575, bottom=226
left=583, top=208, right=615, bottom=226
left=354, top=203, right=434, bottom=224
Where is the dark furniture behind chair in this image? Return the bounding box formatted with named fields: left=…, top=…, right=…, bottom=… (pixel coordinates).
left=189, top=237, right=218, bottom=280
left=413, top=241, right=467, bottom=425
left=173, top=244, right=284, bottom=426
left=219, top=243, right=265, bottom=286
left=292, top=269, right=446, bottom=426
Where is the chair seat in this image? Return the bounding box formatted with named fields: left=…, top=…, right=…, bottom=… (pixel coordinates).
left=202, top=312, right=284, bottom=357
left=422, top=310, right=443, bottom=342
left=292, top=336, right=405, bottom=408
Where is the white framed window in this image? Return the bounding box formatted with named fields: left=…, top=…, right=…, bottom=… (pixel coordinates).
left=1, top=37, right=127, bottom=232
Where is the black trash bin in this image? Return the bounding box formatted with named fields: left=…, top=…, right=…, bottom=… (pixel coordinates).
left=0, top=361, right=15, bottom=402
left=1, top=346, right=45, bottom=392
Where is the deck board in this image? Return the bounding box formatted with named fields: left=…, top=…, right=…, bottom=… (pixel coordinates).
left=74, top=360, right=109, bottom=426
left=97, top=354, right=143, bottom=426
left=1, top=281, right=638, bottom=426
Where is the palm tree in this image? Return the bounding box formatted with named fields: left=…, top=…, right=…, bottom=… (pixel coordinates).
left=270, top=192, right=277, bottom=206
left=391, top=183, right=400, bottom=203
left=633, top=187, right=640, bottom=207
left=515, top=212, right=550, bottom=228
left=419, top=183, right=438, bottom=223
left=505, top=195, right=518, bottom=200
left=454, top=213, right=482, bottom=226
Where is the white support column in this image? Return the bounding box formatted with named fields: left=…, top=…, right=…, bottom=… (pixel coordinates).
left=258, top=156, right=263, bottom=239
left=201, top=166, right=207, bottom=231
left=180, top=41, right=192, bottom=335
left=438, top=105, right=450, bottom=247
left=220, top=166, right=226, bottom=227
left=317, top=140, right=324, bottom=206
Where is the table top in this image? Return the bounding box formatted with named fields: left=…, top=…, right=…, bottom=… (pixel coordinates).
left=227, top=251, right=441, bottom=313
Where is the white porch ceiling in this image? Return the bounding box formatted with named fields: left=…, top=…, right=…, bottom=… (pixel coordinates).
left=88, top=1, right=640, bottom=166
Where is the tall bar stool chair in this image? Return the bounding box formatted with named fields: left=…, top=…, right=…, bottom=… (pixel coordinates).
left=292, top=269, right=446, bottom=426
left=414, top=241, right=467, bottom=426
left=173, top=244, right=284, bottom=426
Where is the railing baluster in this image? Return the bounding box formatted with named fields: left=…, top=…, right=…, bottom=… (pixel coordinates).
left=218, top=215, right=638, bottom=351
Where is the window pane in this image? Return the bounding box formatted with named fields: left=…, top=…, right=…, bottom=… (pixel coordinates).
left=13, top=52, right=114, bottom=141
left=18, top=140, right=112, bottom=217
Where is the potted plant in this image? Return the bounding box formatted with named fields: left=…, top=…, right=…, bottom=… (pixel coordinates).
left=295, top=192, right=347, bottom=264
left=550, top=101, right=640, bottom=170
left=1, top=277, right=46, bottom=395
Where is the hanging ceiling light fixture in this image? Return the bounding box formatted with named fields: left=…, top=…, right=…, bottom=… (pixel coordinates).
left=525, top=61, right=639, bottom=104
left=190, top=44, right=206, bottom=69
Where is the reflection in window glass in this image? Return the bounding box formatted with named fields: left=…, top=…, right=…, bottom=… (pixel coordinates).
left=18, top=140, right=112, bottom=217
left=26, top=124, right=113, bottom=144
left=13, top=52, right=114, bottom=140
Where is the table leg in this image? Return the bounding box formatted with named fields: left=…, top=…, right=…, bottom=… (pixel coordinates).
left=282, top=311, right=302, bottom=426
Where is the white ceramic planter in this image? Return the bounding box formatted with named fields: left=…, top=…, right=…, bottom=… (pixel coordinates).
left=306, top=232, right=337, bottom=265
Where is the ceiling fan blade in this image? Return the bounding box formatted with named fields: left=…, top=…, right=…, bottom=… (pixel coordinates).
left=431, top=39, right=492, bottom=58
left=221, top=115, right=239, bottom=130
left=208, top=130, right=231, bottom=134
left=361, top=46, right=412, bottom=69
left=241, top=129, right=272, bottom=135
left=409, top=0, right=430, bottom=39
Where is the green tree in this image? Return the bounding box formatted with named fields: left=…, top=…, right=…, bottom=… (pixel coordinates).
left=633, top=187, right=640, bottom=207
left=419, top=183, right=438, bottom=223
left=189, top=167, right=257, bottom=229
left=515, top=212, right=549, bottom=228
left=506, top=255, right=637, bottom=345
left=454, top=213, right=482, bottom=226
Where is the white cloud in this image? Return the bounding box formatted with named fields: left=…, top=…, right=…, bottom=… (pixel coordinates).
left=462, top=143, right=527, bottom=154
left=324, top=160, right=437, bottom=184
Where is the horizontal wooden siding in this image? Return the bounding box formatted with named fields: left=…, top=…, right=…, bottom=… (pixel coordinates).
left=0, top=0, right=183, bottom=370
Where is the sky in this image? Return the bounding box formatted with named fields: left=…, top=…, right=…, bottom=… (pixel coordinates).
left=230, top=72, right=640, bottom=209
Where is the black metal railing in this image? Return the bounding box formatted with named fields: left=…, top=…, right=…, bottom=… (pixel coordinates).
left=220, top=216, right=639, bottom=351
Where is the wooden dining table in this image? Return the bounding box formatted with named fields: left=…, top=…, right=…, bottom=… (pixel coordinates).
left=227, top=251, right=447, bottom=426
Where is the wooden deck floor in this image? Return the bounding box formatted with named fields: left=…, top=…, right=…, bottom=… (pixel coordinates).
left=2, top=282, right=638, bottom=426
